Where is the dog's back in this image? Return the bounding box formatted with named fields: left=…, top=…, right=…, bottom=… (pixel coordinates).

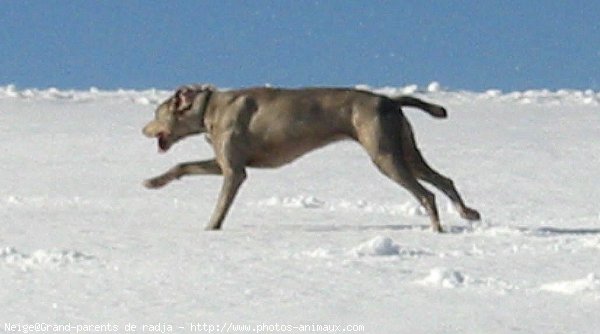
left=223, top=88, right=376, bottom=167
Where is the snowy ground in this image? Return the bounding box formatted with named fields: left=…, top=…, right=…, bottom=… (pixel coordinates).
left=1, top=84, right=599, bottom=333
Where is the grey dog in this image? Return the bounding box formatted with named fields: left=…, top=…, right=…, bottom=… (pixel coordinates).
left=142, top=85, right=480, bottom=232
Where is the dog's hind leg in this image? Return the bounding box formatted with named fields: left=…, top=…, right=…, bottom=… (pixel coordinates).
left=410, top=154, right=480, bottom=221
left=371, top=153, right=443, bottom=232
left=357, top=116, right=443, bottom=232
left=144, top=159, right=222, bottom=189
left=400, top=120, right=480, bottom=221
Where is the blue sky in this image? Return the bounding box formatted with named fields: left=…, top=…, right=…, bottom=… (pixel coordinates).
left=1, top=1, right=598, bottom=91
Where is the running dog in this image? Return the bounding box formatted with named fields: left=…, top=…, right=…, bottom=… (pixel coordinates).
left=142, top=85, right=480, bottom=232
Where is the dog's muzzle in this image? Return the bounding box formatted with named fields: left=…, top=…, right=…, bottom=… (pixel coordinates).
left=143, top=122, right=172, bottom=153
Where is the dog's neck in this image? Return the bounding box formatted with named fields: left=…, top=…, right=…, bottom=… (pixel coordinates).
left=197, top=89, right=213, bottom=131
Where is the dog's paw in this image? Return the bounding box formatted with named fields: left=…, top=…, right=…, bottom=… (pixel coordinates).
left=204, top=224, right=223, bottom=231
left=431, top=225, right=445, bottom=233
left=143, top=177, right=169, bottom=189
left=432, top=106, right=447, bottom=118
left=460, top=207, right=481, bottom=221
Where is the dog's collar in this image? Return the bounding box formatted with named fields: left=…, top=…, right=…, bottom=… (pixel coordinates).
left=198, top=88, right=213, bottom=130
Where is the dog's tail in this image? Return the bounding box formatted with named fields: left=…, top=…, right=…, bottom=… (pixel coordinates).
left=394, top=96, right=447, bottom=118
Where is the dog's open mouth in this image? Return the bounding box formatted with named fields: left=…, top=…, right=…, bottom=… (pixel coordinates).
left=157, top=133, right=171, bottom=153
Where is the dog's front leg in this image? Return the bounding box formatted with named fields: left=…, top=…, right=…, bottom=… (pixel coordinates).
left=205, top=168, right=246, bottom=230
left=144, top=159, right=222, bottom=189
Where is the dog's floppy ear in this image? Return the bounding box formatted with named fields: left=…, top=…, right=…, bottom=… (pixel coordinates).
left=172, top=84, right=215, bottom=115
left=172, top=86, right=197, bottom=113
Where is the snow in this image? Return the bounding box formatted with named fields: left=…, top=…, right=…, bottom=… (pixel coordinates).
left=1, top=247, right=97, bottom=271
left=416, top=268, right=466, bottom=288
left=426, top=81, right=442, bottom=93
left=351, top=236, right=401, bottom=257
left=540, top=274, right=600, bottom=296
left=1, top=83, right=600, bottom=332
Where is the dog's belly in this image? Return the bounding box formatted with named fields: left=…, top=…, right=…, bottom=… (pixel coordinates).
left=246, top=134, right=348, bottom=168
left=243, top=104, right=356, bottom=168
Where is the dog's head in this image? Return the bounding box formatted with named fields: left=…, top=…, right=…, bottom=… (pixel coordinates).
left=143, top=84, right=215, bottom=153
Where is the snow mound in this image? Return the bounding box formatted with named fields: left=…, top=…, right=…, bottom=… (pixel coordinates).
left=350, top=236, right=429, bottom=258
left=417, top=268, right=467, bottom=288
left=0, top=247, right=96, bottom=271
left=416, top=268, right=516, bottom=293
left=540, top=274, right=600, bottom=295
left=351, top=236, right=400, bottom=256
left=427, top=81, right=442, bottom=92
left=1, top=84, right=19, bottom=97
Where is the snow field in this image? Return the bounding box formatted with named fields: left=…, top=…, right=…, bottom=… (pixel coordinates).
left=1, top=83, right=599, bottom=332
